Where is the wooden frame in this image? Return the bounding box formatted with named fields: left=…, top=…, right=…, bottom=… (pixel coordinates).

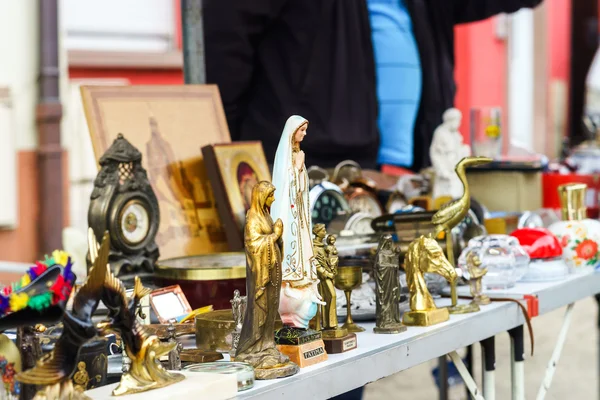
left=80, top=85, right=231, bottom=259
left=149, top=284, right=192, bottom=324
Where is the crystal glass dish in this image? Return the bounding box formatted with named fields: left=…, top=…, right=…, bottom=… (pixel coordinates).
left=458, top=234, right=530, bottom=290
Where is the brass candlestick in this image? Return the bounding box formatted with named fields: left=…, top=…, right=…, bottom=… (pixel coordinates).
left=334, top=264, right=365, bottom=333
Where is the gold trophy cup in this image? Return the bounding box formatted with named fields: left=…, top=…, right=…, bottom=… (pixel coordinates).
left=334, top=262, right=365, bottom=333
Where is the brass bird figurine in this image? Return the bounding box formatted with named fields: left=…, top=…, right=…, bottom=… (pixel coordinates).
left=89, top=229, right=184, bottom=396
left=431, top=156, right=492, bottom=265
left=16, top=233, right=111, bottom=400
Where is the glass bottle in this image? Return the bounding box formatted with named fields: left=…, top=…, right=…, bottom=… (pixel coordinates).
left=548, top=183, right=600, bottom=273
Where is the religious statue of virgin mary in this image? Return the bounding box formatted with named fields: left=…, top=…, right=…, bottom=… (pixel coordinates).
left=271, top=115, right=324, bottom=329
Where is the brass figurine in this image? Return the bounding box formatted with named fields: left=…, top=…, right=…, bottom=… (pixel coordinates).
left=230, top=289, right=247, bottom=358
left=313, top=225, right=356, bottom=353
left=465, top=252, right=490, bottom=305
left=234, top=181, right=299, bottom=379
left=166, top=320, right=183, bottom=371
left=431, top=156, right=492, bottom=265
left=402, top=236, right=457, bottom=326
left=88, top=231, right=184, bottom=395
left=313, top=225, right=341, bottom=333
left=373, top=235, right=407, bottom=334
left=334, top=261, right=365, bottom=333
left=431, top=156, right=491, bottom=314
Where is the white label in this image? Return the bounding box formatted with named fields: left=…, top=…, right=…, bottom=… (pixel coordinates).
left=343, top=338, right=357, bottom=351
left=303, top=346, right=325, bottom=360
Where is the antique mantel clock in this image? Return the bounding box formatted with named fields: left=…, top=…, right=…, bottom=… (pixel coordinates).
left=309, top=181, right=351, bottom=227
left=88, top=133, right=160, bottom=276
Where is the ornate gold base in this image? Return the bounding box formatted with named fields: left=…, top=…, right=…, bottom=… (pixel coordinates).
left=446, top=302, right=480, bottom=314
left=321, top=327, right=349, bottom=339
left=277, top=339, right=328, bottom=368
left=32, top=381, right=90, bottom=400
left=180, top=349, right=224, bottom=363
left=254, top=361, right=299, bottom=380
left=403, top=308, right=449, bottom=327
left=473, top=295, right=491, bottom=306
left=323, top=333, right=357, bottom=354
left=373, top=323, right=407, bottom=334
left=341, top=321, right=365, bottom=333
left=113, top=371, right=185, bottom=396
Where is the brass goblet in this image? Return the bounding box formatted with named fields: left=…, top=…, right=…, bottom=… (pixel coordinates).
left=334, top=263, right=365, bottom=333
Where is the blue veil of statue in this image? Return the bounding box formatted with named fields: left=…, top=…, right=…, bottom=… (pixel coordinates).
left=270, top=115, right=311, bottom=281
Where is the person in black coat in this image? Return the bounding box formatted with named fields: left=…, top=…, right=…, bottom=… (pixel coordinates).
left=204, top=0, right=542, bottom=172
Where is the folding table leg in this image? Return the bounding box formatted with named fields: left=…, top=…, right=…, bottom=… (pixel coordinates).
left=448, top=351, right=484, bottom=400
left=466, top=345, right=474, bottom=400
left=509, top=326, right=525, bottom=400
left=481, top=336, right=496, bottom=400
left=536, top=303, right=575, bottom=400
left=438, top=355, right=449, bottom=400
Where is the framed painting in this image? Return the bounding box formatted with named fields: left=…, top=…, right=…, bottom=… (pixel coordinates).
left=202, top=141, right=271, bottom=250
left=81, top=85, right=231, bottom=259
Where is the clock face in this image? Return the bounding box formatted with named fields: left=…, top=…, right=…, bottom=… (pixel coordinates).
left=348, top=194, right=383, bottom=218
left=351, top=216, right=375, bottom=235
left=119, top=200, right=150, bottom=245
left=312, top=190, right=348, bottom=225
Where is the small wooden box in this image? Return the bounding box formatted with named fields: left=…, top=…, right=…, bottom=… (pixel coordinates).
left=323, top=333, right=357, bottom=354
left=277, top=339, right=328, bottom=368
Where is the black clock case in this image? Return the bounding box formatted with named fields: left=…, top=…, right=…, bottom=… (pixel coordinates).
left=88, top=134, right=160, bottom=278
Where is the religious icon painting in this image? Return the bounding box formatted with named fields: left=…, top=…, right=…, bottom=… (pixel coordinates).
left=202, top=141, right=271, bottom=250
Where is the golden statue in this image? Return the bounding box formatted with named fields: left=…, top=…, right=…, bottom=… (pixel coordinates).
left=465, top=251, right=490, bottom=305
left=313, top=225, right=347, bottom=338
left=403, top=236, right=457, bottom=326
left=88, top=231, right=184, bottom=396
left=431, top=156, right=491, bottom=313
left=234, top=181, right=299, bottom=379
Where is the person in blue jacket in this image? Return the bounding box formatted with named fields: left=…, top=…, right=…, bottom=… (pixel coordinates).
left=367, top=0, right=542, bottom=171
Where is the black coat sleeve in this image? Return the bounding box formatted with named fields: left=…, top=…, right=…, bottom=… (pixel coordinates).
left=451, top=0, right=543, bottom=24
left=203, top=0, right=287, bottom=139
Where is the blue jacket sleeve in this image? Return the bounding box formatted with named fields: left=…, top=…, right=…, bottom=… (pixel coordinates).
left=451, top=0, right=544, bottom=24
left=203, top=0, right=288, bottom=139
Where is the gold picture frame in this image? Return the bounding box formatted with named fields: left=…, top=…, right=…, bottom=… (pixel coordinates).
left=202, top=142, right=271, bottom=250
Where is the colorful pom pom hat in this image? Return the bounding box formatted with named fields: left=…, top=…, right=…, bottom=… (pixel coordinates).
left=0, top=250, right=76, bottom=331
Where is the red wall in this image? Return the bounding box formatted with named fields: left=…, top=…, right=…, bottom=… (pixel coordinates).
left=454, top=18, right=508, bottom=145
left=548, top=0, right=571, bottom=83
left=68, top=68, right=183, bottom=85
